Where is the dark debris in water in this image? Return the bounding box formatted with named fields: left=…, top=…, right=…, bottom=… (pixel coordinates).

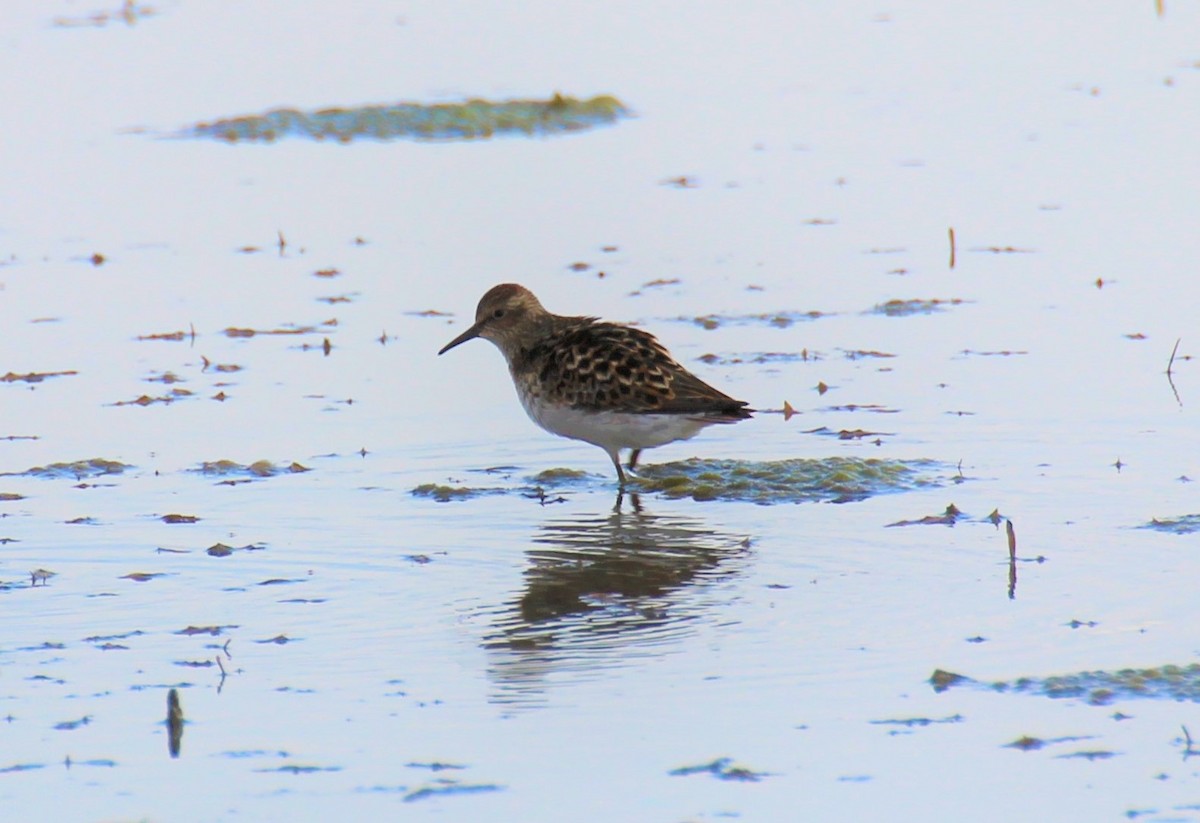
left=959, top=349, right=1028, bottom=357
left=407, top=762, right=467, bottom=772
left=3, top=458, right=131, bottom=479
left=696, top=351, right=813, bottom=366
left=803, top=426, right=894, bottom=441
left=867, top=298, right=968, bottom=317
left=184, top=93, right=629, bottom=144
left=137, top=330, right=190, bottom=342
left=1, top=370, right=78, bottom=383
left=84, top=630, right=145, bottom=643
left=1140, top=514, right=1200, bottom=534
left=53, top=1, right=155, bottom=28
left=223, top=325, right=318, bottom=338
left=669, top=757, right=770, bottom=782
left=932, top=663, right=1200, bottom=705
left=686, top=310, right=828, bottom=330
left=1055, top=750, right=1117, bottom=761
left=632, top=457, right=941, bottom=503
left=111, top=389, right=193, bottom=406
left=930, top=669, right=970, bottom=692
left=121, top=572, right=167, bottom=582
left=820, top=403, right=899, bottom=414
left=1005, top=734, right=1096, bottom=752
left=258, top=764, right=342, bottom=775
left=53, top=715, right=92, bottom=731
left=0, top=763, right=45, bottom=774
left=970, top=245, right=1036, bottom=255
left=218, top=750, right=290, bottom=760
left=175, top=625, right=238, bottom=636
left=869, top=714, right=963, bottom=731
left=207, top=543, right=265, bottom=557
left=840, top=348, right=896, bottom=359
left=886, top=504, right=963, bottom=527
left=403, top=781, right=505, bottom=803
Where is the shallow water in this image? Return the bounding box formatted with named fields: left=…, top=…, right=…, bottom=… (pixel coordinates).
left=3, top=1, right=1200, bottom=820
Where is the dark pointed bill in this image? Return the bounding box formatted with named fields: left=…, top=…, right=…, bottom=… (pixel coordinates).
left=438, top=321, right=484, bottom=355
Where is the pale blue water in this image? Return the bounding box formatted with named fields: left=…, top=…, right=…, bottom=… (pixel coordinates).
left=2, top=2, right=1200, bottom=820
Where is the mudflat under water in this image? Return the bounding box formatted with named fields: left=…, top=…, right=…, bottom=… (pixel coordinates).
left=2, top=2, right=1200, bottom=821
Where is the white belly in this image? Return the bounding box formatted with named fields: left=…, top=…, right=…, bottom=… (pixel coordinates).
left=519, top=393, right=710, bottom=453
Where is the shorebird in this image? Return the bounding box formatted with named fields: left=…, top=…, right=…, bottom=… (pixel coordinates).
left=438, top=283, right=751, bottom=484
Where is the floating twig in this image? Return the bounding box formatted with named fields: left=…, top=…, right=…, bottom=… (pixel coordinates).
left=1006, top=520, right=1017, bottom=600
left=1182, top=725, right=1198, bottom=759
left=1166, top=338, right=1183, bottom=407
left=167, top=688, right=184, bottom=758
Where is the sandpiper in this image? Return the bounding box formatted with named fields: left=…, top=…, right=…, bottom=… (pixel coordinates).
left=438, top=283, right=751, bottom=484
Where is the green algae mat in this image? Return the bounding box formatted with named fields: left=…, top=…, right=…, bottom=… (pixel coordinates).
left=414, top=457, right=942, bottom=504
left=932, top=663, right=1200, bottom=705
left=182, top=93, right=630, bottom=143
left=1140, top=514, right=1200, bottom=535
left=631, top=457, right=940, bottom=503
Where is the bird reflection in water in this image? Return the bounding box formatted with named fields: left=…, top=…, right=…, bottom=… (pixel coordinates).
left=483, top=494, right=751, bottom=708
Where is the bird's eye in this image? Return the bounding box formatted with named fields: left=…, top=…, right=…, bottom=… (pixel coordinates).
left=492, top=308, right=505, bottom=319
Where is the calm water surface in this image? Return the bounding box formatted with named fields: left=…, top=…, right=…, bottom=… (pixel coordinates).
left=2, top=2, right=1199, bottom=820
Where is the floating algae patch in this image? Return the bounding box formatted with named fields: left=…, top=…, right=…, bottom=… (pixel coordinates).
left=182, top=93, right=630, bottom=143
left=930, top=663, right=1200, bottom=705
left=3, top=458, right=132, bottom=479
left=194, top=460, right=311, bottom=479
left=867, top=298, right=967, bottom=317
left=632, top=457, right=941, bottom=503
left=530, top=468, right=593, bottom=485
left=1140, top=514, right=1200, bottom=535
left=412, top=483, right=505, bottom=503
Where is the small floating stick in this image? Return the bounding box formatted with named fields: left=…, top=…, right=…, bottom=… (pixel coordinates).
left=1006, top=519, right=1017, bottom=600
left=1167, top=337, right=1182, bottom=407
left=167, top=688, right=184, bottom=758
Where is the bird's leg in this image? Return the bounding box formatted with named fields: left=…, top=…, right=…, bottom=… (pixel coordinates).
left=627, top=449, right=642, bottom=471
left=609, top=450, right=627, bottom=487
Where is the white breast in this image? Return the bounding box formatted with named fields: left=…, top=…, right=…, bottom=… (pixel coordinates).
left=517, top=390, right=711, bottom=453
